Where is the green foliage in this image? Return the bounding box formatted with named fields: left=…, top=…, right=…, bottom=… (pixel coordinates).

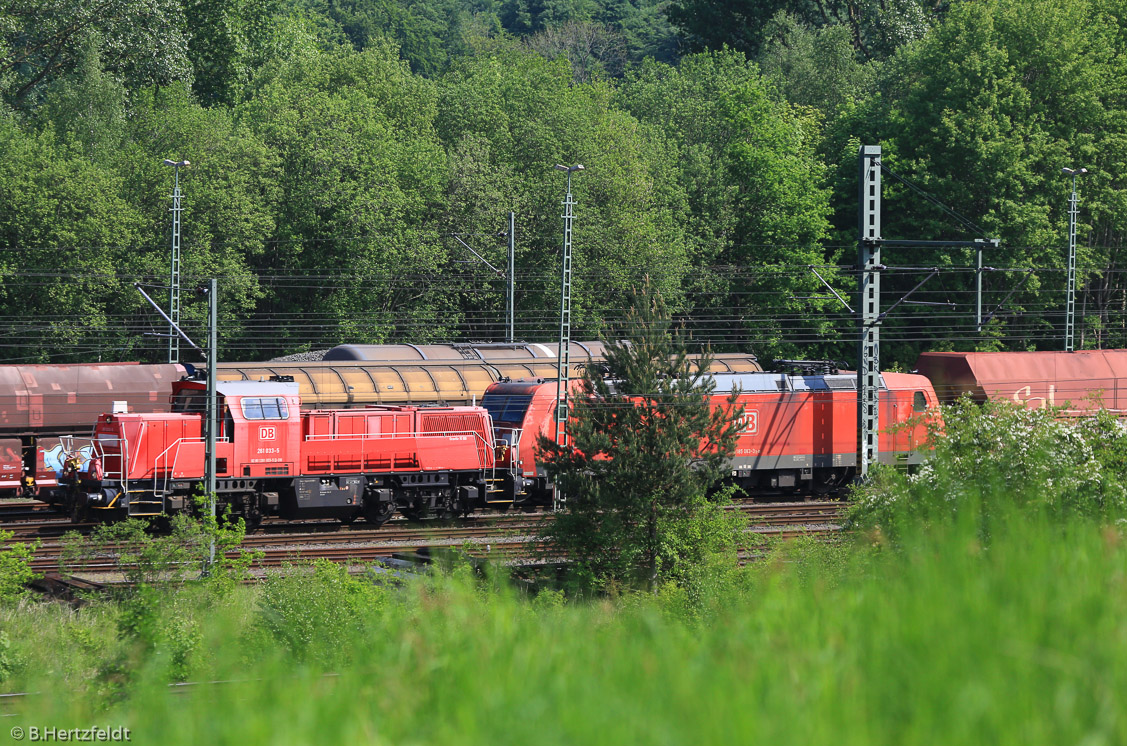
left=618, top=49, right=836, bottom=357
left=3, top=0, right=1127, bottom=367
left=757, top=13, right=878, bottom=114
left=849, top=399, right=1127, bottom=536
left=666, top=0, right=939, bottom=59
left=61, top=510, right=255, bottom=591
left=239, top=40, right=453, bottom=351
left=0, top=0, right=192, bottom=110
left=185, top=0, right=282, bottom=106
left=0, top=528, right=38, bottom=601
left=539, top=285, right=746, bottom=590
left=63, top=518, right=199, bottom=588
left=0, top=628, right=18, bottom=682
left=831, top=0, right=1127, bottom=358
left=437, top=43, right=695, bottom=334
left=254, top=558, right=388, bottom=664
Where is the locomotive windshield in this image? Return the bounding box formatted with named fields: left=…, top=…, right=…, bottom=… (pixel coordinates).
left=481, top=393, right=534, bottom=425
left=242, top=397, right=290, bottom=420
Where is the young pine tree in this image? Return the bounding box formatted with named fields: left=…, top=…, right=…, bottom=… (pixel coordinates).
left=538, top=286, right=745, bottom=592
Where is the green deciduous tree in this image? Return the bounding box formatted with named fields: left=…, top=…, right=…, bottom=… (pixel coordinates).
left=185, top=0, right=282, bottom=106
left=538, top=285, right=745, bottom=591
left=239, top=40, right=452, bottom=353
left=825, top=0, right=1127, bottom=359
left=666, top=0, right=940, bottom=60
left=618, top=50, right=837, bottom=357
left=437, top=44, right=694, bottom=340
left=0, top=0, right=192, bottom=110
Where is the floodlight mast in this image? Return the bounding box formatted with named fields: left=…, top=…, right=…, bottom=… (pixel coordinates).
left=162, top=159, right=190, bottom=364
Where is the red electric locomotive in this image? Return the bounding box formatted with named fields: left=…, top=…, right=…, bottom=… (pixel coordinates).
left=58, top=376, right=497, bottom=526
left=482, top=370, right=939, bottom=502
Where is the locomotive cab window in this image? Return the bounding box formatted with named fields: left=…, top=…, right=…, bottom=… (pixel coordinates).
left=172, top=389, right=207, bottom=414
left=913, top=391, right=927, bottom=412
left=481, top=394, right=533, bottom=425
left=242, top=397, right=290, bottom=420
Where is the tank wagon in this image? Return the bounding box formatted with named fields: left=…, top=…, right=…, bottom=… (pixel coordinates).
left=482, top=371, right=939, bottom=503
left=915, top=350, right=1127, bottom=414
left=57, top=376, right=496, bottom=526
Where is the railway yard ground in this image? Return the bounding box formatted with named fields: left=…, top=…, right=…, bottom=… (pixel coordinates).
left=1, top=499, right=845, bottom=592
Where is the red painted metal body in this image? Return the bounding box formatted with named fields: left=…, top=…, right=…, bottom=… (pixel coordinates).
left=914, top=350, right=1127, bottom=414
left=0, top=438, right=22, bottom=492
left=483, top=379, right=585, bottom=480
left=722, top=371, right=934, bottom=473
left=301, top=406, right=495, bottom=475
left=483, top=371, right=938, bottom=497
left=82, top=377, right=495, bottom=521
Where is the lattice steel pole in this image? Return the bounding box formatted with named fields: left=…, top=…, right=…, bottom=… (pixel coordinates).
left=1062, top=167, right=1087, bottom=352
left=858, top=146, right=882, bottom=478
left=163, top=159, right=189, bottom=364
left=553, top=164, right=583, bottom=511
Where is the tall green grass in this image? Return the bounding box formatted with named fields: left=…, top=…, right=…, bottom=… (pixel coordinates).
left=3, top=511, right=1126, bottom=746
left=5, top=402, right=1127, bottom=744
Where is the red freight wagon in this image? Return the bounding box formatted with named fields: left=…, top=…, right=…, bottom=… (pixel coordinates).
left=482, top=371, right=938, bottom=502
left=914, top=350, right=1127, bottom=414
left=61, top=376, right=496, bottom=526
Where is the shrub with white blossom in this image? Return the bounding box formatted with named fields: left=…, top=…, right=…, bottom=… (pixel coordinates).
left=848, top=398, right=1127, bottom=534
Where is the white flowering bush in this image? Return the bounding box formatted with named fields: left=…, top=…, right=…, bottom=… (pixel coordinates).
left=848, top=398, right=1127, bottom=535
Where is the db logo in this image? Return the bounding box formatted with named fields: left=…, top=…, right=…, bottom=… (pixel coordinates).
left=737, top=411, right=759, bottom=435
left=260, top=427, right=277, bottom=440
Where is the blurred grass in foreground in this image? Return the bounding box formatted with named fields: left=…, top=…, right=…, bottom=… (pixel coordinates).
left=3, top=510, right=1126, bottom=746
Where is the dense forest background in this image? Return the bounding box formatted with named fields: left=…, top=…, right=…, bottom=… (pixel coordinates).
left=2, top=0, right=1127, bottom=364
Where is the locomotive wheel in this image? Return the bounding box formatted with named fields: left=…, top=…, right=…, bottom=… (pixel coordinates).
left=812, top=468, right=849, bottom=495
left=242, top=496, right=263, bottom=531
left=364, top=502, right=394, bottom=527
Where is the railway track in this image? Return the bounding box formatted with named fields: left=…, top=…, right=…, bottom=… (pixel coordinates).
left=18, top=501, right=843, bottom=579
left=1, top=499, right=845, bottom=537
left=0, top=499, right=61, bottom=523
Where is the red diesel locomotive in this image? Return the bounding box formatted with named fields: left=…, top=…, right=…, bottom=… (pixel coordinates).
left=482, top=370, right=939, bottom=503
left=57, top=376, right=497, bottom=526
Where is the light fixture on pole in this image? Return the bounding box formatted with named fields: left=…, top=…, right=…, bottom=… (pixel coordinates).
left=552, top=164, right=583, bottom=511
left=162, top=159, right=190, bottom=364
left=1062, top=166, right=1088, bottom=352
